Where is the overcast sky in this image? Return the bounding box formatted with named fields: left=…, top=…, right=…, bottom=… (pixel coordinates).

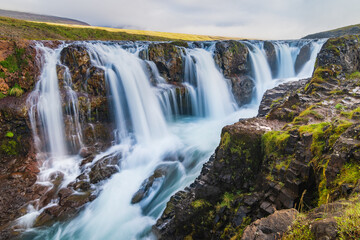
left=1, top=0, right=360, bottom=39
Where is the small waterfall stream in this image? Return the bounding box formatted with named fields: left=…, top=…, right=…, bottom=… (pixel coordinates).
left=20, top=39, right=326, bottom=240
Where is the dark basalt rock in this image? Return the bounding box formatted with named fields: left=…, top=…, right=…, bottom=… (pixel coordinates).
left=214, top=40, right=254, bottom=106
left=263, top=41, right=278, bottom=77
left=295, top=43, right=311, bottom=74
left=131, top=166, right=167, bottom=204
left=241, top=208, right=298, bottom=240
left=258, top=79, right=308, bottom=117
left=140, top=43, right=183, bottom=83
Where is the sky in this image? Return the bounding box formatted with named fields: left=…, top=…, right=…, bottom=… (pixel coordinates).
left=1, top=0, right=360, bottom=39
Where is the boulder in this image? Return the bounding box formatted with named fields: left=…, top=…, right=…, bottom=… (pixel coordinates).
left=241, top=209, right=298, bottom=240
left=140, top=43, right=183, bottom=83
left=214, top=41, right=253, bottom=106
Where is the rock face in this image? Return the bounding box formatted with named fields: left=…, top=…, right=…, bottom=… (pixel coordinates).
left=257, top=79, right=308, bottom=117
left=242, top=208, right=298, bottom=240
left=154, top=35, right=360, bottom=239
left=294, top=43, right=311, bottom=74
left=263, top=41, right=277, bottom=77
left=214, top=40, right=254, bottom=106
left=140, top=42, right=184, bottom=83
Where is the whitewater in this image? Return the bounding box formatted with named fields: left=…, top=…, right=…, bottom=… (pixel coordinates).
left=19, top=39, right=326, bottom=239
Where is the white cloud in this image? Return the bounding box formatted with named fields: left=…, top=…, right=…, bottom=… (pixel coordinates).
left=1, top=0, right=360, bottom=39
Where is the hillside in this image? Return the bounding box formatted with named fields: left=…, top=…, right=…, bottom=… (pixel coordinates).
left=303, top=23, right=360, bottom=39
left=0, top=9, right=89, bottom=26
left=0, top=16, right=234, bottom=41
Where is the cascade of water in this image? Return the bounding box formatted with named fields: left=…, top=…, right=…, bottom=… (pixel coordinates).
left=184, top=48, right=238, bottom=118
left=245, top=39, right=326, bottom=105
left=28, top=44, right=68, bottom=158
left=297, top=38, right=328, bottom=78
left=86, top=43, right=168, bottom=144
left=21, top=39, right=327, bottom=240
left=274, top=42, right=298, bottom=78
left=244, top=42, right=273, bottom=104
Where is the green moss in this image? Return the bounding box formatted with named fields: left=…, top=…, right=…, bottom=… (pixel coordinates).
left=340, top=107, right=360, bottom=119
left=220, top=132, right=231, bottom=150
left=348, top=71, right=360, bottom=79
left=283, top=213, right=315, bottom=240
left=327, top=120, right=353, bottom=147
left=330, top=89, right=345, bottom=95
left=8, top=83, right=24, bottom=97
left=217, top=192, right=235, bottom=209
left=318, top=171, right=330, bottom=206
left=335, top=103, right=345, bottom=110
left=0, top=139, right=18, bottom=155
left=5, top=131, right=14, bottom=138
left=305, top=65, right=341, bottom=92
left=0, top=46, right=27, bottom=73
left=335, top=201, right=360, bottom=240
left=170, top=41, right=189, bottom=48
left=191, top=199, right=211, bottom=209
left=262, top=130, right=290, bottom=155
left=299, top=122, right=330, bottom=159
left=334, top=163, right=360, bottom=187
left=299, top=108, right=324, bottom=120
left=275, top=155, right=293, bottom=170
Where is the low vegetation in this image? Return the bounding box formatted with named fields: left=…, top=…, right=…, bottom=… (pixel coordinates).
left=0, top=16, right=233, bottom=41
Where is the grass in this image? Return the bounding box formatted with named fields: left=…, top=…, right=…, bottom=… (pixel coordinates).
left=0, top=16, right=237, bottom=41
left=8, top=83, right=24, bottom=97
left=262, top=130, right=290, bottom=155
left=282, top=213, right=314, bottom=240
left=335, top=201, right=360, bottom=239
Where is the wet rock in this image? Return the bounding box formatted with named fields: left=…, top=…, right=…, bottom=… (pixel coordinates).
left=141, top=43, right=183, bottom=83
left=263, top=41, right=277, bottom=77
left=214, top=40, right=253, bottom=106
left=79, top=147, right=92, bottom=158
left=241, top=209, right=298, bottom=240
left=131, top=166, right=167, bottom=204
left=89, top=155, right=120, bottom=184
left=295, top=43, right=311, bottom=74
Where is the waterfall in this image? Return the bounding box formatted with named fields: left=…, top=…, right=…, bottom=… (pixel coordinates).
left=245, top=39, right=326, bottom=105
left=183, top=48, right=238, bottom=118
left=85, top=43, right=168, bottom=144
left=20, top=38, right=326, bottom=240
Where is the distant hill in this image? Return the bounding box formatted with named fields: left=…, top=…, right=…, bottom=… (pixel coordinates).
left=0, top=9, right=90, bottom=26
left=0, top=16, right=234, bottom=41
left=303, top=24, right=360, bottom=39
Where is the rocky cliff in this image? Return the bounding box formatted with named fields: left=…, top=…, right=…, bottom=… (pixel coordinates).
left=154, top=35, right=360, bottom=239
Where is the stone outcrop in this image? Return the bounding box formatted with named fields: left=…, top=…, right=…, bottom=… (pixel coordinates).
left=295, top=43, right=311, bottom=74
left=263, top=41, right=277, bottom=77
left=154, top=35, right=360, bottom=239
left=242, top=208, right=298, bottom=240
left=140, top=42, right=184, bottom=84
left=214, top=40, right=254, bottom=106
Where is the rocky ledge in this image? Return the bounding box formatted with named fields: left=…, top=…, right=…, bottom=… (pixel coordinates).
left=154, top=35, right=360, bottom=240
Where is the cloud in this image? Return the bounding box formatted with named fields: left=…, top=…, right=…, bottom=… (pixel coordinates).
left=1, top=0, right=360, bottom=39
